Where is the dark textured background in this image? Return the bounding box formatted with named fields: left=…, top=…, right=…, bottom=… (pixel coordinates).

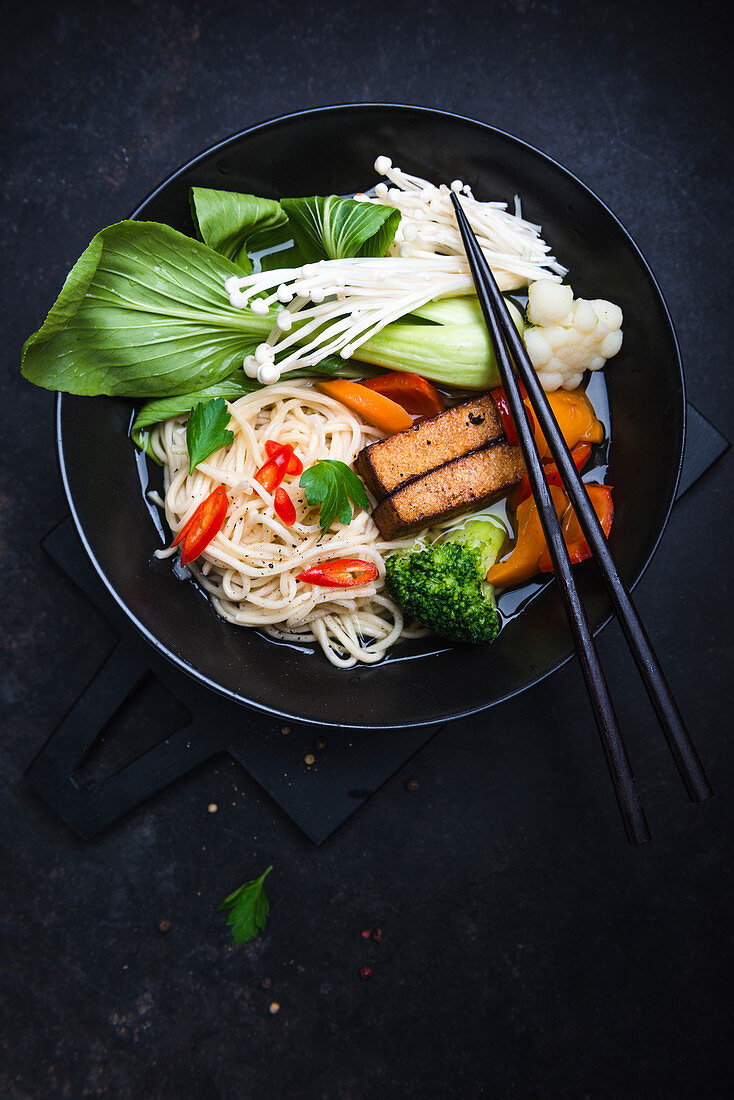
left=2, top=1, right=732, bottom=1097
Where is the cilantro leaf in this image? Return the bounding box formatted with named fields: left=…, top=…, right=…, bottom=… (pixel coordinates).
left=186, top=398, right=234, bottom=473
left=299, top=460, right=369, bottom=531
left=218, top=865, right=273, bottom=944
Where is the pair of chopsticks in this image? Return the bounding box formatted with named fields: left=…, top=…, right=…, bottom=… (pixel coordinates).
left=451, top=192, right=713, bottom=844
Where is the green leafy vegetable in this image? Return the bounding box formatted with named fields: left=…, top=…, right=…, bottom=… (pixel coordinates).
left=280, top=195, right=401, bottom=262
left=300, top=459, right=369, bottom=531
left=131, top=360, right=381, bottom=461
left=355, top=298, right=525, bottom=391
left=190, top=188, right=292, bottom=273
left=186, top=398, right=234, bottom=472
left=189, top=189, right=401, bottom=273
left=20, top=208, right=523, bottom=404
left=218, top=865, right=273, bottom=945
left=21, top=221, right=273, bottom=397
left=131, top=377, right=263, bottom=459
left=409, top=295, right=489, bottom=326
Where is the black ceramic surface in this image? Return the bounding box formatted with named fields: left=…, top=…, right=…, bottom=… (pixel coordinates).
left=57, top=104, right=684, bottom=729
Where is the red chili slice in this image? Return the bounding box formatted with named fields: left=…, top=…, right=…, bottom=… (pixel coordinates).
left=171, top=485, right=228, bottom=566
left=265, top=439, right=303, bottom=475
left=274, top=487, right=296, bottom=526
left=296, top=558, right=378, bottom=588
left=254, top=443, right=294, bottom=492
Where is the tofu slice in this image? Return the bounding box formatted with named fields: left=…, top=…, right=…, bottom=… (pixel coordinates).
left=372, top=441, right=525, bottom=540
left=355, top=394, right=503, bottom=500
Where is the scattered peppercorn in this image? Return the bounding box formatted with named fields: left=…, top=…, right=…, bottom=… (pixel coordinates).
left=405, top=778, right=419, bottom=792
left=315, top=736, right=327, bottom=750
left=281, top=725, right=291, bottom=735
left=304, top=753, right=316, bottom=766
left=158, top=918, right=172, bottom=933
left=360, top=967, right=372, bottom=980
left=269, top=1001, right=281, bottom=1014
left=261, top=976, right=272, bottom=989
left=371, top=927, right=384, bottom=943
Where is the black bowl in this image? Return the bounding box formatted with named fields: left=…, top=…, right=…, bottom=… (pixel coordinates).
left=56, top=104, right=684, bottom=729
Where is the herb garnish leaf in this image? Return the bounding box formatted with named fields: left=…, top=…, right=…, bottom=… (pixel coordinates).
left=186, top=398, right=234, bottom=473
left=218, top=865, right=273, bottom=944
left=299, top=460, right=369, bottom=531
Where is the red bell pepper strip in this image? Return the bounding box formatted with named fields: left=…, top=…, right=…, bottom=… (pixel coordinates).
left=537, top=484, right=613, bottom=572
left=171, top=485, right=228, bottom=566
left=362, top=371, right=444, bottom=420
left=254, top=443, right=294, bottom=492
left=509, top=442, right=592, bottom=509
left=274, top=487, right=296, bottom=526
left=490, top=382, right=535, bottom=446
left=296, top=558, right=378, bottom=587
left=264, top=440, right=303, bottom=475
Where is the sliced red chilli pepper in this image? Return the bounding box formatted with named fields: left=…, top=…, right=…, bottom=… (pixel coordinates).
left=274, top=487, right=296, bottom=526
left=265, top=439, right=303, bottom=475
left=296, top=558, right=378, bottom=588
left=254, top=443, right=294, bottom=492
left=509, top=442, right=592, bottom=509
left=171, top=485, right=228, bottom=566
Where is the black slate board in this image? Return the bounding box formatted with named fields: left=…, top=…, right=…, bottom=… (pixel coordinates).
left=26, top=402, right=728, bottom=844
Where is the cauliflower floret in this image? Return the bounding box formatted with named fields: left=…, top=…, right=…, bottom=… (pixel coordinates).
left=524, top=279, right=624, bottom=392
left=526, top=280, right=574, bottom=326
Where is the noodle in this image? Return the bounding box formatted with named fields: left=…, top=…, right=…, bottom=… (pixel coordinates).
left=150, top=381, right=427, bottom=668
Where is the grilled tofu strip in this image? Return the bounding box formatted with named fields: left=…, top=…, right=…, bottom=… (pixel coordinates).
left=372, top=441, right=525, bottom=541
left=355, top=394, right=503, bottom=500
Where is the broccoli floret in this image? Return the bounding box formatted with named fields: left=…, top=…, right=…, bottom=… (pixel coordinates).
left=385, top=519, right=507, bottom=645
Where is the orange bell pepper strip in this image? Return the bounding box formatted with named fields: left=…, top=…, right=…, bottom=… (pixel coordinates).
left=490, top=385, right=603, bottom=457
left=534, top=388, right=604, bottom=459
left=537, top=484, right=614, bottom=572
left=486, top=484, right=568, bottom=588
left=509, top=442, right=592, bottom=509
left=316, top=379, right=413, bottom=435
left=362, top=371, right=444, bottom=420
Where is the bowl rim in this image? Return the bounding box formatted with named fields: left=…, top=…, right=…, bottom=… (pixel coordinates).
left=55, top=102, right=686, bottom=728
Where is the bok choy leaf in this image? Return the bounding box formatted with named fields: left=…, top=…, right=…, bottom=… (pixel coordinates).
left=21, top=221, right=274, bottom=397
left=354, top=299, right=525, bottom=391
left=189, top=189, right=401, bottom=272
left=279, top=195, right=401, bottom=261
left=130, top=377, right=263, bottom=459
left=130, top=357, right=381, bottom=459
left=189, top=188, right=292, bottom=273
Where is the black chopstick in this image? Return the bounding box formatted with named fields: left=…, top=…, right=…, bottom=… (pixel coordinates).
left=452, top=192, right=712, bottom=839
left=450, top=194, right=648, bottom=844
left=450, top=192, right=713, bottom=810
